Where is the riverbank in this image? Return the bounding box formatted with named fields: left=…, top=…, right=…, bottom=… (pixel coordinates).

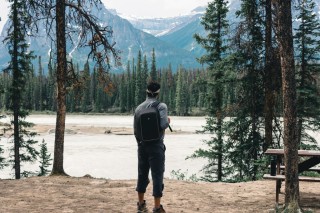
left=0, top=175, right=319, bottom=213
left=1, top=114, right=206, bottom=136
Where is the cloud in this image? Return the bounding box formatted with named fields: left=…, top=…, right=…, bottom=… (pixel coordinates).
left=101, top=0, right=209, bottom=18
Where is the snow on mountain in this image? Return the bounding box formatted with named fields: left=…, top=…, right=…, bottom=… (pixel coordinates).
left=0, top=4, right=201, bottom=71
left=113, top=6, right=206, bottom=37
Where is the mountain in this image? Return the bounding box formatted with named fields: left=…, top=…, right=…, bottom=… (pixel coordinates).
left=115, top=7, right=206, bottom=59
left=158, top=13, right=205, bottom=58
left=154, top=0, right=320, bottom=59
left=158, top=2, right=241, bottom=58
left=0, top=4, right=201, bottom=72
left=116, top=7, right=205, bottom=37
left=2, top=0, right=317, bottom=73
left=122, top=1, right=241, bottom=59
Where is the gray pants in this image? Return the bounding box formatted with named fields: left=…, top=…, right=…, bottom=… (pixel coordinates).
left=136, top=142, right=166, bottom=197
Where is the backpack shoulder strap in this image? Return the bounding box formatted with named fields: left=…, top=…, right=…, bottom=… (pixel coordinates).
left=150, top=100, right=161, bottom=108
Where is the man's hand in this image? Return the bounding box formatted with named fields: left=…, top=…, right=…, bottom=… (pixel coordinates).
left=168, top=117, right=171, bottom=124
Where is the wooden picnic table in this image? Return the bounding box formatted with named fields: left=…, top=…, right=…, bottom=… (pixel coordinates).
left=264, top=149, right=320, bottom=206
left=265, top=149, right=320, bottom=173
left=265, top=149, right=320, bottom=157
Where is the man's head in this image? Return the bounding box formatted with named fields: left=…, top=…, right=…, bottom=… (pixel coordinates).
left=146, top=81, right=160, bottom=98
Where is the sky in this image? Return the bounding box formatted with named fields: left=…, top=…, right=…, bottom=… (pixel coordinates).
left=0, top=0, right=211, bottom=33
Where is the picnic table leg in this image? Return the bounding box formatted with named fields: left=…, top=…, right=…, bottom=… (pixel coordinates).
left=276, top=179, right=281, bottom=207
left=275, top=155, right=282, bottom=207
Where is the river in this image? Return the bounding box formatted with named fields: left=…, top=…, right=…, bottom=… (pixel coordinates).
left=0, top=114, right=209, bottom=179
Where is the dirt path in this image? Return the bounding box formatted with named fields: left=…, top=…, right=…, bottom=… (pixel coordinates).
left=0, top=176, right=319, bottom=213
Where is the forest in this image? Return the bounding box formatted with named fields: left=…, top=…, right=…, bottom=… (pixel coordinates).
left=0, top=51, right=208, bottom=116
left=0, top=0, right=320, bottom=211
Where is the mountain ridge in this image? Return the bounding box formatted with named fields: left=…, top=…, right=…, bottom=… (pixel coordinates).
left=0, top=4, right=202, bottom=73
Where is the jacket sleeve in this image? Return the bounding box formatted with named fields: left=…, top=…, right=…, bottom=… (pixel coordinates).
left=158, top=103, right=169, bottom=130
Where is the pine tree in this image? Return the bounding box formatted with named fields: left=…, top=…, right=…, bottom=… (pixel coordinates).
left=264, top=0, right=276, bottom=151
left=150, top=48, right=157, bottom=81
left=12, top=118, right=39, bottom=178
left=126, top=61, right=132, bottom=112
left=135, top=51, right=143, bottom=106
left=36, top=0, right=119, bottom=175
left=81, top=61, right=91, bottom=112
left=95, top=68, right=104, bottom=112
left=38, top=56, right=44, bottom=111
left=119, top=74, right=127, bottom=112
left=4, top=0, right=39, bottom=179
left=175, top=67, right=187, bottom=115
left=23, top=68, right=35, bottom=110
left=294, top=0, right=320, bottom=149
left=224, top=0, right=265, bottom=181
left=274, top=0, right=300, bottom=210
left=142, top=55, right=148, bottom=90
left=47, top=52, right=57, bottom=112
left=90, top=65, right=97, bottom=112
left=167, top=64, right=175, bottom=109
left=160, top=69, right=168, bottom=104
left=192, top=0, right=230, bottom=181
left=38, top=139, right=52, bottom=176
left=131, top=59, right=136, bottom=109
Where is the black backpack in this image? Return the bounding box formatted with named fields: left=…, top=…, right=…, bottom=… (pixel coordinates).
left=134, top=101, right=161, bottom=143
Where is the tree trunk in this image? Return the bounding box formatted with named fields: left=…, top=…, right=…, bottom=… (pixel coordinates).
left=274, top=0, right=300, bottom=211
left=217, top=103, right=223, bottom=181
left=51, top=0, right=67, bottom=175
left=12, top=0, right=20, bottom=179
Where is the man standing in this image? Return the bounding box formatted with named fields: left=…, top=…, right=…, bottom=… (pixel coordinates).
left=134, top=81, right=170, bottom=213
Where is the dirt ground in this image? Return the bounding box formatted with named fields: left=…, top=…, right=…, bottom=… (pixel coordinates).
left=0, top=175, right=319, bottom=213
left=0, top=124, right=320, bottom=213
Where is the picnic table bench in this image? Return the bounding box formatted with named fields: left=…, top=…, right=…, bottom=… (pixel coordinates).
left=263, top=149, right=320, bottom=206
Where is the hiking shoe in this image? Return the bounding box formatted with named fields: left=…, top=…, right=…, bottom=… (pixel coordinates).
left=137, top=200, right=148, bottom=213
left=152, top=205, right=166, bottom=213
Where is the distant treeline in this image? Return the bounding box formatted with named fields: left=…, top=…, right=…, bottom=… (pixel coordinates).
left=0, top=50, right=320, bottom=118
left=0, top=51, right=209, bottom=116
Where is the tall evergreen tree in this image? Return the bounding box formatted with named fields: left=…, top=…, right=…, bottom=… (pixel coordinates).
left=81, top=61, right=91, bottom=112
left=264, top=0, right=276, bottom=151
left=274, top=0, right=300, bottom=210
left=4, top=0, right=39, bottom=179
left=294, top=0, right=320, bottom=149
left=192, top=0, right=230, bottom=181
left=135, top=51, right=143, bottom=106
left=90, top=64, right=97, bottom=112
left=131, top=59, right=136, bottom=109
left=38, top=56, right=44, bottom=111
left=225, top=0, right=265, bottom=181
left=160, top=69, right=168, bottom=104
left=150, top=48, right=157, bottom=81
left=35, top=0, right=119, bottom=175
left=167, top=64, right=175, bottom=109
left=47, top=52, right=57, bottom=112
left=175, top=67, right=187, bottom=115
left=142, top=55, right=148, bottom=90
left=94, top=68, right=104, bottom=112
left=119, top=74, right=127, bottom=112
left=126, top=61, right=132, bottom=112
